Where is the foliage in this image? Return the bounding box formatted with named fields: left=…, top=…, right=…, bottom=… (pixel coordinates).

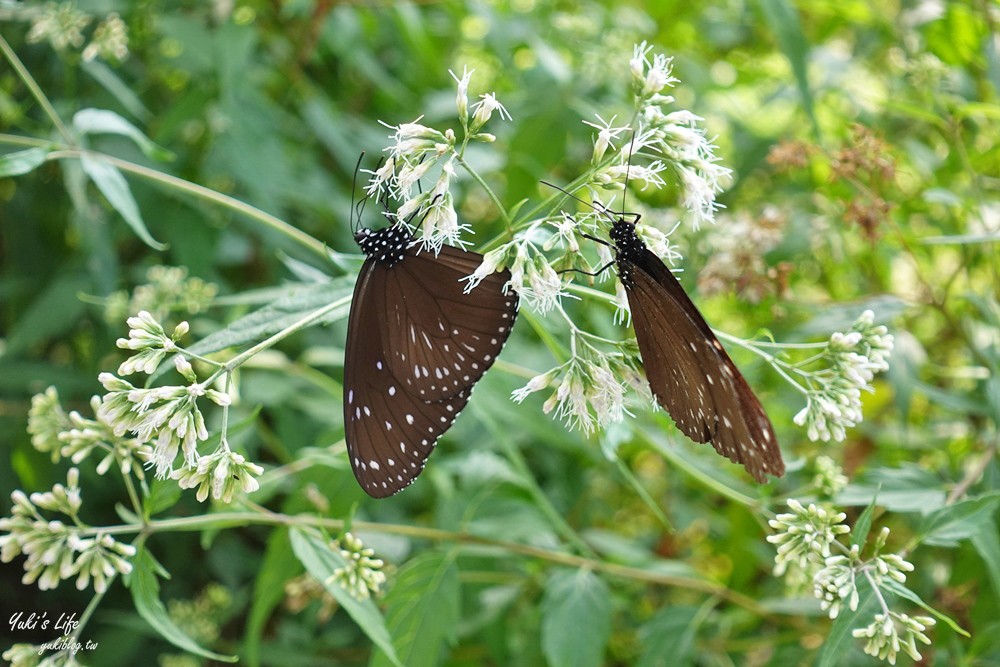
left=2, top=1, right=999, bottom=666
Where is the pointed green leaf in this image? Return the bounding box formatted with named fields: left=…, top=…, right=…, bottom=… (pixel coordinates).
left=918, top=493, right=1000, bottom=546
left=73, top=109, right=173, bottom=161
left=183, top=278, right=355, bottom=357
left=79, top=153, right=167, bottom=250
left=815, top=578, right=878, bottom=667
left=541, top=569, right=612, bottom=667
left=852, top=487, right=880, bottom=547
left=289, top=528, right=402, bottom=667
left=369, top=551, right=460, bottom=667
left=637, top=605, right=699, bottom=667
left=972, top=526, right=1000, bottom=601
left=127, top=546, right=238, bottom=662
left=0, top=147, right=51, bottom=177
left=881, top=579, right=970, bottom=636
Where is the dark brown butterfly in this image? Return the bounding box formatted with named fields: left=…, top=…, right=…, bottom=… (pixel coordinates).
left=344, top=223, right=518, bottom=497
left=605, top=213, right=784, bottom=481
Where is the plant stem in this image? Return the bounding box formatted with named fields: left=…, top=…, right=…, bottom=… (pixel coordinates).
left=453, top=150, right=512, bottom=236
left=0, top=34, right=73, bottom=142
left=82, top=510, right=770, bottom=615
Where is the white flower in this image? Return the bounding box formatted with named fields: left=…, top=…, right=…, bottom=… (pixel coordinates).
left=450, top=66, right=474, bottom=124
left=463, top=244, right=512, bottom=293
left=523, top=255, right=567, bottom=314
left=470, top=92, right=512, bottom=133
left=583, top=114, right=629, bottom=163
left=630, top=41, right=678, bottom=98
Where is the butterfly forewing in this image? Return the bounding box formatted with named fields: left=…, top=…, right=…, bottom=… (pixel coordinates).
left=383, top=245, right=517, bottom=401
left=620, top=240, right=784, bottom=482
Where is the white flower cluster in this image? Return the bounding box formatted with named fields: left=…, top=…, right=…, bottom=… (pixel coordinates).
left=26, top=2, right=129, bottom=62
left=766, top=499, right=850, bottom=575
left=366, top=68, right=511, bottom=253
left=813, top=455, right=849, bottom=499
left=0, top=469, right=136, bottom=594
left=82, top=12, right=128, bottom=62
left=512, top=357, right=646, bottom=434
left=768, top=500, right=934, bottom=664
left=853, top=612, right=935, bottom=665
left=463, top=237, right=573, bottom=314
left=28, top=386, right=149, bottom=478
left=584, top=42, right=732, bottom=228
left=172, top=447, right=264, bottom=503
left=794, top=310, right=894, bottom=442
left=115, top=310, right=188, bottom=375
left=328, top=532, right=387, bottom=601
left=98, top=373, right=229, bottom=479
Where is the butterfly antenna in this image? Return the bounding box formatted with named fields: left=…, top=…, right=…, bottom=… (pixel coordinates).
left=539, top=180, right=617, bottom=224
left=350, top=152, right=365, bottom=235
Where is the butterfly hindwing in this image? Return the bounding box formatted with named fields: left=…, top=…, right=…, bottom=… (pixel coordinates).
left=344, top=258, right=474, bottom=497
left=344, top=225, right=518, bottom=497
left=383, top=245, right=517, bottom=402
left=621, top=244, right=784, bottom=482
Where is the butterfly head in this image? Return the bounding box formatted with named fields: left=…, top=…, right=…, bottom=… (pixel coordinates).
left=608, top=218, right=646, bottom=261
left=355, top=224, right=411, bottom=267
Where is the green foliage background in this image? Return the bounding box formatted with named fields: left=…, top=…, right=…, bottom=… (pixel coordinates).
left=2, top=0, right=999, bottom=665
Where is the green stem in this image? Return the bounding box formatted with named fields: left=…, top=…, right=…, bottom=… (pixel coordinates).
left=203, top=294, right=352, bottom=384
left=0, top=34, right=73, bottom=142
left=82, top=510, right=769, bottom=615
left=453, top=150, right=512, bottom=236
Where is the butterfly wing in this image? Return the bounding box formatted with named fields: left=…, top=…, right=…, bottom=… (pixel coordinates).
left=344, top=258, right=473, bottom=498
left=624, top=249, right=784, bottom=482
left=383, top=244, right=518, bottom=401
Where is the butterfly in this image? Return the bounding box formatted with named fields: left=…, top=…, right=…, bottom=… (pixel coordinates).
left=604, top=214, right=784, bottom=481
left=343, top=197, right=518, bottom=497
left=543, top=178, right=784, bottom=482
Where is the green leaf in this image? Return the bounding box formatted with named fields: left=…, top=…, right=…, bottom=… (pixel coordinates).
left=79, top=153, right=167, bottom=250
left=637, top=605, right=699, bottom=667
left=852, top=487, right=880, bottom=547
left=143, top=478, right=183, bottom=517
left=919, top=493, right=1000, bottom=546
left=540, top=569, right=612, bottom=667
left=0, top=147, right=51, bottom=177
left=289, top=527, right=402, bottom=667
left=73, top=108, right=173, bottom=161
left=881, top=579, right=970, bottom=637
left=184, top=278, right=354, bottom=358
left=81, top=60, right=152, bottom=122
left=814, top=577, right=878, bottom=667
left=246, top=529, right=300, bottom=667
left=756, top=0, right=817, bottom=137
left=3, top=271, right=89, bottom=357
left=126, top=546, right=238, bottom=662
left=369, top=551, right=460, bottom=667
left=972, top=526, right=1000, bottom=601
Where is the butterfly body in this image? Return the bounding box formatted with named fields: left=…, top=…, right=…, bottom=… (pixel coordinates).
left=344, top=223, right=517, bottom=497
left=608, top=218, right=784, bottom=482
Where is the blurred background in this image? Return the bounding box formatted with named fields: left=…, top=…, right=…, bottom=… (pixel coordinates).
left=1, top=0, right=999, bottom=665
